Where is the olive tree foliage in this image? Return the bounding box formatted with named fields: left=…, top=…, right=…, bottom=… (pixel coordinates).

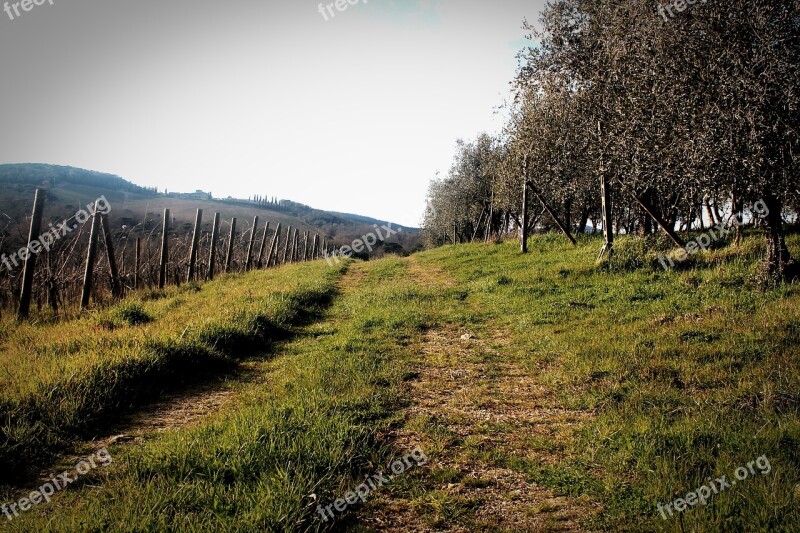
left=508, top=85, right=599, bottom=233
left=424, top=0, right=799, bottom=280
left=422, top=134, right=508, bottom=246
left=517, top=0, right=799, bottom=277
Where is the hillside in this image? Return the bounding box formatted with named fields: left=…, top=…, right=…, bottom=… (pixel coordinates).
left=0, top=164, right=420, bottom=254
left=0, top=232, right=797, bottom=531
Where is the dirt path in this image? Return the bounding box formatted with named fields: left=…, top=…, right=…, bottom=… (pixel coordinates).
left=356, top=258, right=602, bottom=531
left=4, top=265, right=363, bottom=493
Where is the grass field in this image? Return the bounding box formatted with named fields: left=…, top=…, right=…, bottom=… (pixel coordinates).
left=1, top=231, right=798, bottom=531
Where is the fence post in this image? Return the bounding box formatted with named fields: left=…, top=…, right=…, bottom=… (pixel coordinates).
left=80, top=210, right=102, bottom=310
left=17, top=188, right=45, bottom=320
left=597, top=121, right=614, bottom=260
left=187, top=209, right=203, bottom=282
left=521, top=180, right=529, bottom=254
left=245, top=216, right=259, bottom=271
left=224, top=218, right=237, bottom=273
left=302, top=232, right=309, bottom=261
left=100, top=213, right=122, bottom=298
left=265, top=223, right=281, bottom=268
left=291, top=229, right=299, bottom=263
left=257, top=221, right=271, bottom=269
left=281, top=226, right=292, bottom=264
left=158, top=209, right=170, bottom=289
left=598, top=175, right=613, bottom=259
left=312, top=234, right=319, bottom=260
left=207, top=212, right=220, bottom=280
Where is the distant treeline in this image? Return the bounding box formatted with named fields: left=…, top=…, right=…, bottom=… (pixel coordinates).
left=0, top=164, right=155, bottom=195
left=423, top=0, right=799, bottom=281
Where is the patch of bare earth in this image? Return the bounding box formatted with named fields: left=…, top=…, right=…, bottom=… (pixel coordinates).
left=357, top=260, right=601, bottom=531
left=405, top=257, right=456, bottom=289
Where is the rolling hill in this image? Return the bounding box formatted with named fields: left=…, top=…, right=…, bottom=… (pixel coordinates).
left=0, top=164, right=421, bottom=254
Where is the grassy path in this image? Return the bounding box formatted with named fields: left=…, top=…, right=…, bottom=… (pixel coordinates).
left=3, top=258, right=438, bottom=530
left=354, top=257, right=601, bottom=531
left=3, top=233, right=799, bottom=531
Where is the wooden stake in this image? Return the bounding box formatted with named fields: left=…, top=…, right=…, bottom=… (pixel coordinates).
left=627, top=191, right=685, bottom=248
left=80, top=210, right=102, bottom=310
left=245, top=216, right=259, bottom=271
left=597, top=122, right=614, bottom=260
left=158, top=209, right=170, bottom=289
left=527, top=182, right=577, bottom=246
left=207, top=213, right=221, bottom=280
left=224, top=218, right=237, bottom=273
left=289, top=228, right=298, bottom=263
left=521, top=180, right=529, bottom=254
left=257, top=221, right=271, bottom=268
left=18, top=189, right=45, bottom=320
left=187, top=209, right=203, bottom=282
left=100, top=213, right=122, bottom=298
left=266, top=223, right=282, bottom=268
left=281, top=226, right=292, bottom=264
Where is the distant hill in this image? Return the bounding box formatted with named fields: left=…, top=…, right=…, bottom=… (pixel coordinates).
left=0, top=163, right=151, bottom=194
left=0, top=164, right=421, bottom=254
left=330, top=211, right=420, bottom=233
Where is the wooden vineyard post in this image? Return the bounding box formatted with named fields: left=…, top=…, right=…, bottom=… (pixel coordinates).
left=80, top=209, right=102, bottom=310
left=257, top=222, right=271, bottom=269
left=302, top=232, right=309, bottom=261
left=207, top=213, right=220, bottom=280
left=485, top=190, right=494, bottom=243
left=224, top=218, right=237, bottom=274
left=526, top=182, right=577, bottom=246
left=245, top=216, right=259, bottom=271
left=627, top=191, right=686, bottom=249
left=187, top=209, right=203, bottom=283
left=281, top=226, right=292, bottom=264
left=598, top=122, right=613, bottom=260
left=311, top=235, right=319, bottom=260
left=17, top=189, right=45, bottom=320
left=265, top=223, right=281, bottom=268
left=521, top=180, right=529, bottom=254
left=292, top=229, right=299, bottom=263
left=158, top=209, right=170, bottom=289
left=100, top=213, right=122, bottom=298
left=598, top=174, right=613, bottom=259
left=134, top=237, right=141, bottom=289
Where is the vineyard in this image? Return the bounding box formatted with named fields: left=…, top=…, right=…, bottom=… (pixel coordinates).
left=0, top=188, right=342, bottom=321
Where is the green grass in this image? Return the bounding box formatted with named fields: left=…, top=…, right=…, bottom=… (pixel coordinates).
left=0, top=262, right=345, bottom=481
left=416, top=231, right=800, bottom=531
left=2, top=258, right=464, bottom=530
left=1, top=231, right=799, bottom=531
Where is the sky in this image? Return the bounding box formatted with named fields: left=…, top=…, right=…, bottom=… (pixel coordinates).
left=0, top=0, right=545, bottom=228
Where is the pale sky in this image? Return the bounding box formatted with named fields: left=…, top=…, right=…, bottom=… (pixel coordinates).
left=0, top=0, right=544, bottom=227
